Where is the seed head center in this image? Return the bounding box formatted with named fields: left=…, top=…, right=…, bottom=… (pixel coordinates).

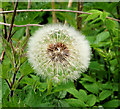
left=47, top=42, right=69, bottom=62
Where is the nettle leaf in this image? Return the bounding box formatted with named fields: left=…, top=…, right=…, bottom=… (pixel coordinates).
left=87, top=9, right=102, bottom=14
left=65, top=99, right=87, bottom=107
left=78, top=89, right=87, bottom=102
left=79, top=14, right=88, bottom=17
left=58, top=91, right=67, bottom=99
left=95, top=31, right=110, bottom=44
left=98, top=82, right=113, bottom=90
left=24, top=90, right=50, bottom=107
left=20, top=60, right=33, bottom=76
left=100, top=11, right=109, bottom=22
left=12, top=28, right=25, bottom=40
left=66, top=88, right=87, bottom=102
left=2, top=56, right=12, bottom=79
left=80, top=81, right=99, bottom=94
left=81, top=74, right=95, bottom=82
left=89, top=61, right=105, bottom=71
left=66, top=88, right=79, bottom=98
left=52, top=81, right=74, bottom=93
left=105, top=19, right=116, bottom=30
left=103, top=99, right=120, bottom=107
left=85, top=13, right=100, bottom=22
left=2, top=38, right=13, bottom=63
left=58, top=100, right=70, bottom=107
left=86, top=94, right=96, bottom=107
left=99, top=90, right=112, bottom=101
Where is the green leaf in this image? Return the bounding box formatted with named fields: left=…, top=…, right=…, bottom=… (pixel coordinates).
left=58, top=100, right=70, bottom=107
left=105, top=19, right=116, bottom=30
left=58, top=91, right=67, bottom=99
left=87, top=9, right=102, bottom=14
left=99, top=90, right=112, bottom=101
left=89, top=61, right=105, bottom=71
left=65, top=99, right=87, bottom=107
left=86, top=94, right=96, bottom=106
left=12, top=28, right=25, bottom=40
left=78, top=89, right=87, bottom=102
left=24, top=90, right=50, bottom=107
left=2, top=38, right=13, bottom=63
left=85, top=13, right=100, bottom=22
left=52, top=81, right=74, bottom=93
left=103, top=99, right=120, bottom=107
left=100, top=11, right=109, bottom=22
left=66, top=88, right=79, bottom=98
left=20, top=61, right=33, bottom=76
left=2, top=56, right=12, bottom=79
left=95, top=31, right=110, bottom=44
left=81, top=74, right=95, bottom=82
left=80, top=81, right=99, bottom=94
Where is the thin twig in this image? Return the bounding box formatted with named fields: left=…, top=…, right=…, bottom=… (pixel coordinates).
left=52, top=0, right=56, bottom=23
left=0, top=50, right=5, bottom=64
left=2, top=9, right=7, bottom=39
left=0, top=22, right=44, bottom=27
left=5, top=79, right=11, bottom=89
left=0, top=0, right=18, bottom=63
left=7, top=0, right=19, bottom=41
left=26, top=0, right=31, bottom=37
left=77, top=0, right=83, bottom=30
left=18, top=75, right=24, bottom=83
left=0, top=9, right=120, bottom=22
left=65, top=0, right=73, bottom=24
left=7, top=0, right=19, bottom=97
left=0, top=9, right=91, bottom=14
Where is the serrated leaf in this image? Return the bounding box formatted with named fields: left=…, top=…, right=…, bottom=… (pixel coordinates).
left=85, top=13, right=100, bottom=22
left=66, top=88, right=79, bottom=98
left=65, top=99, right=87, bottom=107
left=20, top=61, right=33, bottom=76
left=78, top=89, right=87, bottom=102
left=52, top=81, right=74, bottom=93
left=95, top=31, right=110, bottom=44
left=100, top=11, right=109, bottom=22
left=86, top=94, right=96, bottom=106
left=99, top=90, right=112, bottom=101
left=87, top=9, right=102, bottom=14
left=80, top=81, right=99, bottom=94
left=2, top=56, right=12, bottom=79
left=103, top=99, right=120, bottom=107
left=2, top=38, right=13, bottom=63
left=12, top=28, right=25, bottom=40
left=58, top=91, right=67, bottom=99
left=105, top=19, right=116, bottom=30
left=79, top=14, right=88, bottom=17
left=81, top=74, right=95, bottom=82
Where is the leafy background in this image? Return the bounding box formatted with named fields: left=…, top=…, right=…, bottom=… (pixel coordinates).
left=0, top=1, right=120, bottom=108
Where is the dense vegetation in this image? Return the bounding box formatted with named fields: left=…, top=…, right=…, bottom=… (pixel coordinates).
left=0, top=1, right=120, bottom=108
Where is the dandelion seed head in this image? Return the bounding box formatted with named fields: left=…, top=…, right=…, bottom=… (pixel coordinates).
left=27, top=24, right=91, bottom=83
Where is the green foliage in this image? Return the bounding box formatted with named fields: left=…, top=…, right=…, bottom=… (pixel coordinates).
left=1, top=2, right=119, bottom=108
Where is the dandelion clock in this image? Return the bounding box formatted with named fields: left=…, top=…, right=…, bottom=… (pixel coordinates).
left=27, top=24, right=91, bottom=84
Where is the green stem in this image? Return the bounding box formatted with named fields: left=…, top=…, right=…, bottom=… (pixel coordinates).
left=47, top=79, right=52, bottom=95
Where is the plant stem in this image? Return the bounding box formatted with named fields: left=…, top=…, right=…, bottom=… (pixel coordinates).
left=7, top=0, right=18, bottom=41
left=52, top=0, right=56, bottom=23
left=109, top=31, right=119, bottom=65
left=47, top=79, right=52, bottom=95
left=77, top=0, right=83, bottom=30
left=2, top=9, right=7, bottom=39
left=0, top=9, right=120, bottom=22
left=5, top=79, right=11, bottom=89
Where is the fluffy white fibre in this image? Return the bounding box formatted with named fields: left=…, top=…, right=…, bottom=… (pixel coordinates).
left=27, top=24, right=91, bottom=83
